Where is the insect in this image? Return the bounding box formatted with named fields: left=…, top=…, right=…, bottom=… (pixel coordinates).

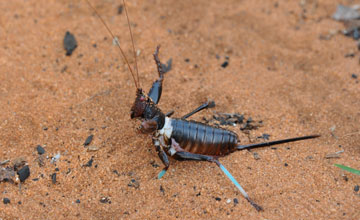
left=86, top=0, right=320, bottom=212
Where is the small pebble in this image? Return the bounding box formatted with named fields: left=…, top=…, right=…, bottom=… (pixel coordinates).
left=3, top=198, right=10, bottom=204
left=75, top=199, right=80, bottom=204
left=84, top=135, right=94, bottom=146
left=351, top=73, right=358, bottom=79
left=51, top=173, right=56, bottom=184
left=36, top=145, right=45, bottom=155
left=87, top=145, right=99, bottom=152
left=17, top=165, right=30, bottom=182
left=100, top=197, right=111, bottom=204
left=215, top=197, right=221, bottom=201
left=221, top=61, right=229, bottom=68
left=284, top=163, right=288, bottom=167
left=226, top=199, right=231, bottom=204
left=64, top=31, right=77, bottom=56
left=234, top=198, right=239, bottom=205
left=354, top=185, right=359, bottom=192
left=84, top=158, right=93, bottom=167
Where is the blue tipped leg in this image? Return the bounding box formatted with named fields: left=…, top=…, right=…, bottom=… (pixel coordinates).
left=157, top=169, right=167, bottom=179
left=214, top=160, right=263, bottom=211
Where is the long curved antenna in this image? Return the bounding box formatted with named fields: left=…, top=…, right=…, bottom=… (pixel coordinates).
left=123, top=0, right=140, bottom=88
left=85, top=0, right=139, bottom=89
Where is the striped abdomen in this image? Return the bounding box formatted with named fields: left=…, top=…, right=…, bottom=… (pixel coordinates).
left=170, top=119, right=238, bottom=156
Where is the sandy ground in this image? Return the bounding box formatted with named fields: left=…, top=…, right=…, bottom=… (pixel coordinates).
left=0, top=0, right=359, bottom=219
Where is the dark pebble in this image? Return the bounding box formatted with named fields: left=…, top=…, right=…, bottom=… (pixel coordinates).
left=51, top=173, right=56, bottom=184
left=160, top=185, right=165, bottom=194
left=84, top=158, right=93, bottom=167
left=215, top=197, right=221, bottom=201
left=17, top=165, right=30, bottom=182
left=221, top=61, right=229, bottom=68
left=64, top=31, right=77, bottom=56
left=196, top=192, right=201, bottom=197
left=18, top=201, right=21, bottom=205
left=3, top=198, right=10, bottom=204
left=354, top=185, right=359, bottom=192
left=100, top=197, right=111, bottom=204
left=43, top=127, right=48, bottom=131
left=117, top=5, right=123, bottom=14
left=284, top=163, right=288, bottom=167
left=36, top=145, right=45, bottom=155
left=55, top=168, right=59, bottom=172
left=75, top=199, right=80, bottom=204
left=84, top=134, right=94, bottom=146
left=234, top=198, right=239, bottom=205
left=351, top=73, right=358, bottom=79
left=184, top=58, right=190, bottom=62
left=32, top=178, right=39, bottom=181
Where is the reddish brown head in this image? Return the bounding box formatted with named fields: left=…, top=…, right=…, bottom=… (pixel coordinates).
left=130, top=89, right=148, bottom=119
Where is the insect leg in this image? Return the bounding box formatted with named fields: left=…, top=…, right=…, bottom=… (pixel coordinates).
left=181, top=100, right=215, bottom=119
left=154, top=138, right=170, bottom=179
left=148, top=46, right=165, bottom=104
left=171, top=138, right=263, bottom=211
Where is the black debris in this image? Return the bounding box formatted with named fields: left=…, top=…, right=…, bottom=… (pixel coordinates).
left=18, top=201, right=21, bottom=205
left=36, top=145, right=45, bottom=155
left=100, top=197, right=111, bottom=204
left=84, top=134, right=94, bottom=146
left=32, top=178, right=39, bottom=181
left=17, top=165, right=30, bottom=182
left=84, top=158, right=93, bottom=167
left=128, top=179, right=140, bottom=189
left=196, top=192, right=201, bottom=197
left=215, top=197, right=221, bottom=201
left=234, top=198, right=239, bottom=205
left=253, top=152, right=261, bottom=160
left=0, top=167, right=15, bottom=182
left=160, top=185, right=165, bottom=195
left=284, top=163, right=288, bottom=167
left=354, top=185, right=359, bottom=192
left=75, top=199, right=81, bottom=204
left=184, top=58, right=190, bottom=62
left=351, top=73, right=358, bottom=79
left=113, top=170, right=120, bottom=176
left=344, top=53, right=355, bottom=58
left=64, top=31, right=77, bottom=56
left=117, top=5, right=123, bottom=14
left=257, top=133, right=270, bottom=140
left=3, top=198, right=10, bottom=204
left=55, top=168, right=59, bottom=172
left=51, top=173, right=56, bottom=184
left=221, top=61, right=229, bottom=68
left=150, top=161, right=159, bottom=168
left=161, top=58, right=173, bottom=73
left=43, top=127, right=48, bottom=131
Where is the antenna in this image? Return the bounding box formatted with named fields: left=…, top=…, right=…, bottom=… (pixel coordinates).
left=85, top=0, right=140, bottom=89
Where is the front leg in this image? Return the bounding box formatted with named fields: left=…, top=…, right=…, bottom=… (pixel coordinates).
left=153, top=137, right=170, bottom=179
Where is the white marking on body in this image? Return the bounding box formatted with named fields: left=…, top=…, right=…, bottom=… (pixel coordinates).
left=158, top=117, right=173, bottom=139
left=168, top=146, right=176, bottom=156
